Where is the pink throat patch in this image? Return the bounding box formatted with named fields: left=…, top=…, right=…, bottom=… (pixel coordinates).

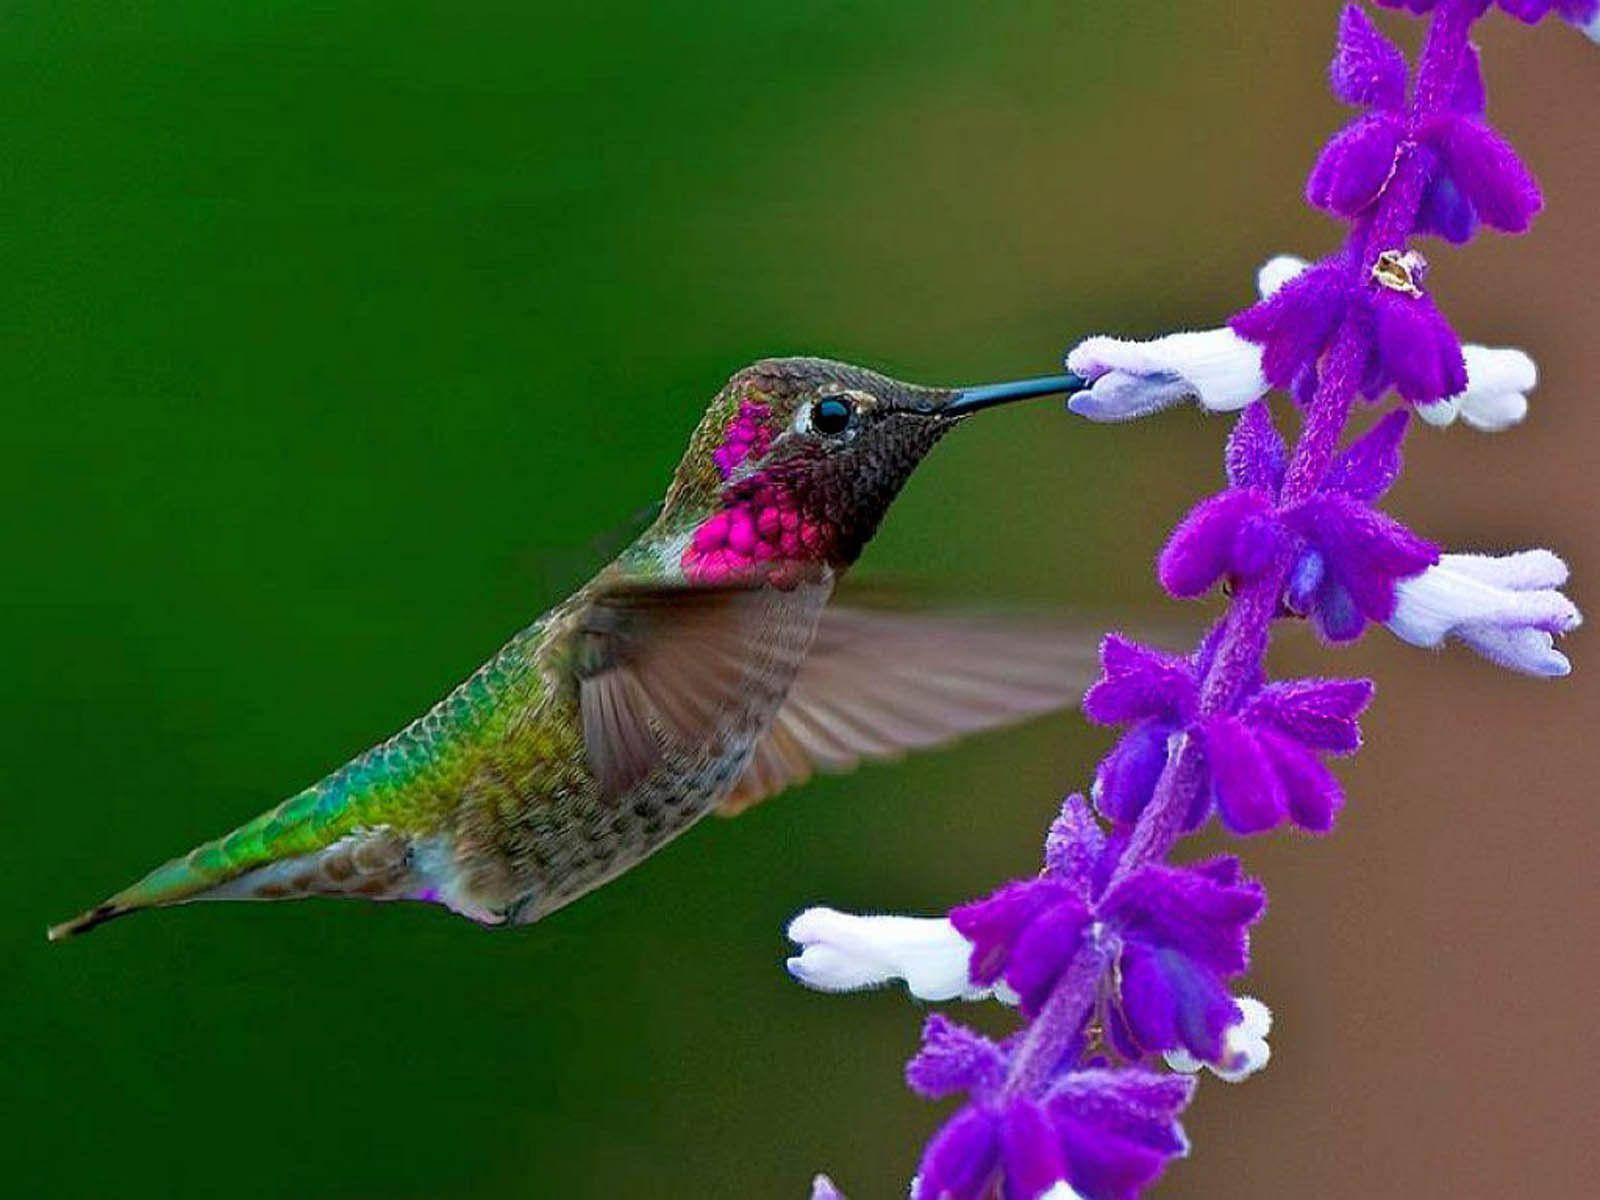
left=684, top=399, right=833, bottom=585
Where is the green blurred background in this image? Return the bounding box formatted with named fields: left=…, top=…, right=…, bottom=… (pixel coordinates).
left=7, top=3, right=1597, bottom=1197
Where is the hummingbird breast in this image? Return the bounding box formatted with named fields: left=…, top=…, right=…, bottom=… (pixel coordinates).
left=437, top=580, right=831, bottom=925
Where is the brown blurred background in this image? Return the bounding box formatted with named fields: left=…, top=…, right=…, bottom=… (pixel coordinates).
left=6, top=3, right=1596, bottom=1197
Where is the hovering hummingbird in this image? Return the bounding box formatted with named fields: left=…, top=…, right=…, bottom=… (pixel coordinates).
left=50, top=358, right=1092, bottom=940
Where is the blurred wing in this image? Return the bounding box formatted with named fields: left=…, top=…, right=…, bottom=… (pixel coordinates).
left=576, top=579, right=832, bottom=800
left=717, top=608, right=1099, bottom=815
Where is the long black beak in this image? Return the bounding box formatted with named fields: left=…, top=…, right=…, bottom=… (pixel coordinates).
left=943, top=372, right=1090, bottom=416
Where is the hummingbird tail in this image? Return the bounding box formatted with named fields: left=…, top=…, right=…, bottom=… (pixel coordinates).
left=47, top=849, right=233, bottom=941
left=47, top=784, right=418, bottom=941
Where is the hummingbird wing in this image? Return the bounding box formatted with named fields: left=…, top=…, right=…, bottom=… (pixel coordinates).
left=717, top=607, right=1099, bottom=816
left=575, top=579, right=833, bottom=799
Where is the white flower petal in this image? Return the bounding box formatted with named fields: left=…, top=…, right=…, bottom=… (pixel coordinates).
left=1438, top=548, right=1568, bottom=590
left=785, top=908, right=989, bottom=1002
left=1417, top=346, right=1536, bottom=432
left=1164, top=995, right=1272, bottom=1083
left=1457, top=345, right=1536, bottom=432
left=1585, top=14, right=1600, bottom=45
left=1456, top=624, right=1571, bottom=678
left=1064, top=368, right=1194, bottom=423
left=1066, top=327, right=1268, bottom=421
left=1256, top=254, right=1309, bottom=300
left=1040, top=1183, right=1089, bottom=1200
left=1388, top=552, right=1581, bottom=676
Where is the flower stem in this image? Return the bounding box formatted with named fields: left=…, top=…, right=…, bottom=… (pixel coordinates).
left=1003, top=939, right=1112, bottom=1100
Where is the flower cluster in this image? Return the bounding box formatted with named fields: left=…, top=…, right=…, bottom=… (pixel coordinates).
left=786, top=4, right=1585, bottom=1197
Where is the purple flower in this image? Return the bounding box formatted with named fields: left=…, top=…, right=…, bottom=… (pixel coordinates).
left=1098, top=859, right=1268, bottom=1068
left=947, top=867, right=1266, bottom=1073
left=952, top=877, right=1093, bottom=1016
left=1085, top=638, right=1372, bottom=834
left=1161, top=404, right=1439, bottom=640
left=908, top=1045, right=1193, bottom=1200
left=1082, top=639, right=1198, bottom=828
left=1225, top=7, right=1548, bottom=408
left=1313, top=7, right=1543, bottom=239
left=1231, top=247, right=1470, bottom=406
left=951, top=821, right=1268, bottom=1070
left=1206, top=678, right=1373, bottom=833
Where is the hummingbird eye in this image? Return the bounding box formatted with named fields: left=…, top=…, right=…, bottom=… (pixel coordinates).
left=811, top=396, right=855, bottom=436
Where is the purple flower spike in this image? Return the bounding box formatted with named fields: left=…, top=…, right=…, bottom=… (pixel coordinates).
left=810, top=1176, right=847, bottom=1200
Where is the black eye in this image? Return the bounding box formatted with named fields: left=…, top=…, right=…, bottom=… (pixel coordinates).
left=812, top=397, right=854, bottom=435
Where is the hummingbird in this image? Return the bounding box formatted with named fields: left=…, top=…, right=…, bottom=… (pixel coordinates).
left=49, top=357, right=1092, bottom=940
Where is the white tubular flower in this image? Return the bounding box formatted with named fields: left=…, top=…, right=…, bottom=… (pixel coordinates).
left=1415, top=345, right=1537, bottom=432
left=1164, top=996, right=1273, bottom=1083
left=1065, top=329, right=1270, bottom=421
left=1064, top=254, right=1305, bottom=424
left=1586, top=14, right=1600, bottom=45
left=786, top=908, right=992, bottom=1002
left=1387, top=550, right=1582, bottom=677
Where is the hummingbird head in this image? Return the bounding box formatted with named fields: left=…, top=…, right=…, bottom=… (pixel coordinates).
left=660, top=357, right=1086, bottom=585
